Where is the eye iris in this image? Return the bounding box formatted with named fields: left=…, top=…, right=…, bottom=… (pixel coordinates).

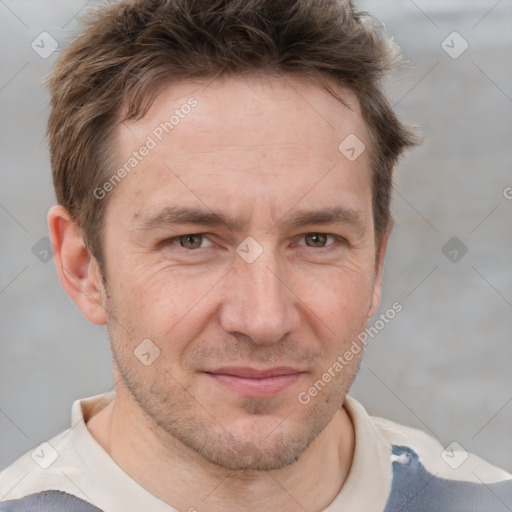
left=305, top=233, right=327, bottom=247
left=176, top=234, right=330, bottom=249
left=179, top=234, right=202, bottom=249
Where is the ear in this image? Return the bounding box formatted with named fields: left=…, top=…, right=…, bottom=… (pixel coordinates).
left=367, top=222, right=392, bottom=319
left=48, top=205, right=107, bottom=325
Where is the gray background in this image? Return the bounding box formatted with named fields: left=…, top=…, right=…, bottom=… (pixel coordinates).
left=1, top=0, right=511, bottom=474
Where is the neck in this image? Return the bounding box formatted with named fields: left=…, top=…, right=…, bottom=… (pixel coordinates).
left=87, top=386, right=355, bottom=512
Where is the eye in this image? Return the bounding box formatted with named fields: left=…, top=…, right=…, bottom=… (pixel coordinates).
left=298, top=233, right=338, bottom=248
left=162, top=232, right=343, bottom=252
left=168, top=234, right=213, bottom=250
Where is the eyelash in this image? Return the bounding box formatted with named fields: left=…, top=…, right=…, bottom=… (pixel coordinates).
left=163, top=233, right=345, bottom=252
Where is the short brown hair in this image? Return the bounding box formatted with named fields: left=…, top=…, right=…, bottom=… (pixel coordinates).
left=48, top=0, right=418, bottom=269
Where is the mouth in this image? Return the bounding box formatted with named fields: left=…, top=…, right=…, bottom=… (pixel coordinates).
left=204, top=366, right=305, bottom=398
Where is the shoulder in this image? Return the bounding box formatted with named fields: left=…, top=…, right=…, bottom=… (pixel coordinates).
left=0, top=394, right=114, bottom=508
left=0, top=400, right=100, bottom=509
left=0, top=437, right=102, bottom=511
left=371, top=415, right=512, bottom=511
left=373, top=415, right=511, bottom=482
left=0, top=428, right=92, bottom=506
left=0, top=414, right=109, bottom=511
left=0, top=490, right=102, bottom=511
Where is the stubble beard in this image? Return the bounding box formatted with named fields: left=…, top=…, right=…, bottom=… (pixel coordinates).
left=104, top=292, right=362, bottom=472
left=109, top=334, right=359, bottom=471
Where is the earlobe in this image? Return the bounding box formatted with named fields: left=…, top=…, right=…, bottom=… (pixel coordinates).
left=48, top=205, right=107, bottom=325
left=367, top=223, right=392, bottom=319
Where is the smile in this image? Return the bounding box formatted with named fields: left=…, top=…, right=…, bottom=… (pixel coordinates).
left=204, top=367, right=305, bottom=398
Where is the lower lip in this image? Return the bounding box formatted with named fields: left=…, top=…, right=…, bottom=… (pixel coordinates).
left=207, top=373, right=302, bottom=397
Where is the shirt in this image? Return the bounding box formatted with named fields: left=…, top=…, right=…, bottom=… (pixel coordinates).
left=0, top=392, right=511, bottom=511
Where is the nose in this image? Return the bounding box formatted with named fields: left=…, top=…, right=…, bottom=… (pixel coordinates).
left=219, top=246, right=300, bottom=345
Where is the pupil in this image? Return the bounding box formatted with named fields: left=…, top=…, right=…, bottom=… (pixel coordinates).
left=182, top=235, right=200, bottom=248
left=309, top=234, right=326, bottom=247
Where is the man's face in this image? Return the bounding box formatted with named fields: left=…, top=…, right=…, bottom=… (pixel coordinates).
left=100, top=75, right=384, bottom=471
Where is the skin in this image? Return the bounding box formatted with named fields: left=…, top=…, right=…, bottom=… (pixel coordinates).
left=49, top=74, right=390, bottom=512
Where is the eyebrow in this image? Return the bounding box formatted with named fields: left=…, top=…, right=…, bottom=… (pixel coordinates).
left=135, top=205, right=366, bottom=234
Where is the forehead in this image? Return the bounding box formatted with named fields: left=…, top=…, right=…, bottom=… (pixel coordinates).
left=108, top=74, right=372, bottom=227
left=120, top=73, right=367, bottom=148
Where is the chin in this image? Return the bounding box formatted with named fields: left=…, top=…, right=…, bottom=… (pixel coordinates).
left=194, top=432, right=310, bottom=471
left=162, top=402, right=334, bottom=472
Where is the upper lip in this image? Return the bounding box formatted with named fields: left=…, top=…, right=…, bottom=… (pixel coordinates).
left=205, top=366, right=304, bottom=379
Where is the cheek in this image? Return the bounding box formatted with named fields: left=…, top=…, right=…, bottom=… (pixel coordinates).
left=310, top=284, right=373, bottom=342
left=289, top=266, right=376, bottom=361
left=107, top=263, right=221, bottom=354
left=294, top=257, right=375, bottom=316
